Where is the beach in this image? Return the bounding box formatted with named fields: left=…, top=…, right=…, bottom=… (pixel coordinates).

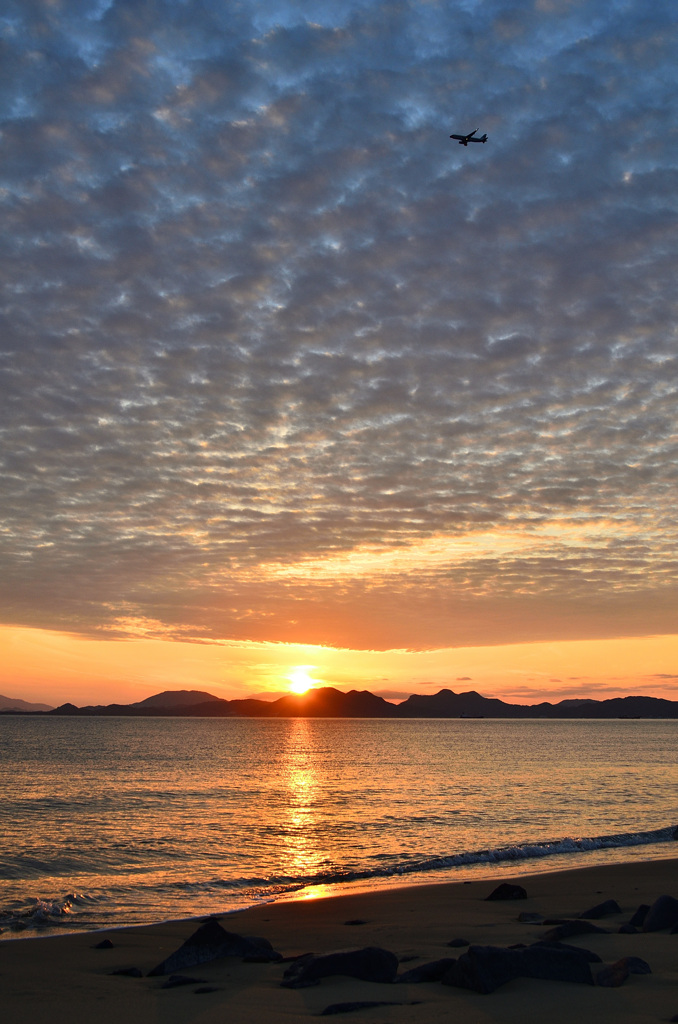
left=3, top=857, right=677, bottom=1023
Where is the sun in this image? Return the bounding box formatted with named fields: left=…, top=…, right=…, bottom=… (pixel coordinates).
left=287, top=666, right=316, bottom=695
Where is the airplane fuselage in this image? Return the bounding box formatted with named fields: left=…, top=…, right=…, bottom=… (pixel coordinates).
left=450, top=130, right=488, bottom=145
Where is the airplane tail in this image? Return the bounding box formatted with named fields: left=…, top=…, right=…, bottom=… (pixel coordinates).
left=480, top=134, right=487, bottom=143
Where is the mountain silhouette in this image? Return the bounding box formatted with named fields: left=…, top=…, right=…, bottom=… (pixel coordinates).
left=25, top=686, right=678, bottom=719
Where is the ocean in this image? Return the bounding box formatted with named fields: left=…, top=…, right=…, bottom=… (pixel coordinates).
left=1, top=716, right=677, bottom=938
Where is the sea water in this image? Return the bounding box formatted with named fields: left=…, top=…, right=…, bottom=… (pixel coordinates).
left=1, top=716, right=677, bottom=937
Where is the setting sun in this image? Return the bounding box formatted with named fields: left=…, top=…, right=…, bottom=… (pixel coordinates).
left=287, top=666, right=316, bottom=694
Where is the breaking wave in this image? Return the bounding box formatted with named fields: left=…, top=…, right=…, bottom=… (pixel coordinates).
left=3, top=824, right=675, bottom=936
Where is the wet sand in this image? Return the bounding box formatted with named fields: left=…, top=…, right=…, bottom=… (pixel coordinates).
left=3, top=857, right=678, bottom=1023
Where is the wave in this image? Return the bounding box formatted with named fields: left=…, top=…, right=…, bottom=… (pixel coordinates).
left=0, top=893, right=101, bottom=933
left=2, top=824, right=675, bottom=935
left=226, top=822, right=678, bottom=890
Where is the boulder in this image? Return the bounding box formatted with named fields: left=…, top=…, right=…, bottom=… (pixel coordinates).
left=441, top=943, right=595, bottom=993
left=517, top=912, right=545, bottom=923
left=595, top=961, right=629, bottom=987
left=485, top=882, right=527, bottom=901
left=617, top=956, right=651, bottom=974
left=642, top=895, right=678, bottom=932
left=518, top=944, right=596, bottom=984
left=396, top=958, right=456, bottom=983
left=93, top=938, right=114, bottom=949
left=530, top=940, right=601, bottom=963
left=447, top=937, right=470, bottom=947
left=628, top=904, right=650, bottom=928
left=579, top=899, right=621, bottom=919
left=441, top=945, right=521, bottom=993
left=595, top=955, right=651, bottom=987
left=542, top=920, right=607, bottom=942
left=281, top=947, right=399, bottom=989
left=148, top=918, right=282, bottom=976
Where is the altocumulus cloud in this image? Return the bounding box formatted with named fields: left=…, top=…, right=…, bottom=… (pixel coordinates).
left=1, top=0, right=677, bottom=649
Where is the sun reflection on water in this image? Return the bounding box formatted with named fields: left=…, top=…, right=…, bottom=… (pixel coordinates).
left=281, top=719, right=325, bottom=881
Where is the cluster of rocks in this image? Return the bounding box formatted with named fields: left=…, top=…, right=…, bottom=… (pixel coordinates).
left=101, top=883, right=678, bottom=1011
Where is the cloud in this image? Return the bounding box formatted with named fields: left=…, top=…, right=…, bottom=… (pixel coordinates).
left=1, top=0, right=677, bottom=648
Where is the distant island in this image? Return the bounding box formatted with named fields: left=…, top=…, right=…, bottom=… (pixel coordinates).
left=3, top=687, right=678, bottom=719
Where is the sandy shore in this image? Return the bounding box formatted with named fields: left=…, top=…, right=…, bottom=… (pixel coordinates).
left=3, top=857, right=678, bottom=1023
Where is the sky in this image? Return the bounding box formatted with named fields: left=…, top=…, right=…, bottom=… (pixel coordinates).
left=1, top=0, right=677, bottom=707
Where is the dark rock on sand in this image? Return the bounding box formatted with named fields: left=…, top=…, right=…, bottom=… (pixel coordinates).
left=447, top=937, right=470, bottom=947
left=617, top=956, right=651, bottom=974
left=596, top=961, right=629, bottom=987
left=542, top=920, right=607, bottom=941
left=530, top=940, right=601, bottom=963
left=93, top=938, right=114, bottom=949
left=579, top=899, right=621, bottom=919
left=148, top=918, right=282, bottom=976
left=161, top=974, right=208, bottom=989
left=517, top=912, right=545, bottom=923
left=642, top=895, right=678, bottom=932
left=320, top=1001, right=412, bottom=1015
left=485, top=882, right=527, bottom=901
left=628, top=904, right=650, bottom=928
left=595, top=955, right=651, bottom=988
left=111, top=966, right=143, bottom=977
left=396, top=957, right=456, bottom=983
left=343, top=919, right=367, bottom=926
left=618, top=924, right=638, bottom=933
left=441, top=942, right=595, bottom=994
left=281, top=947, right=399, bottom=989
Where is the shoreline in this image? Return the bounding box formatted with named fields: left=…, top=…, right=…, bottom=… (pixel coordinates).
left=3, top=856, right=678, bottom=1022
left=3, top=839, right=678, bottom=943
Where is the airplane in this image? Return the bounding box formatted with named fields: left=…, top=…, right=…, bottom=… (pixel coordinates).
left=450, top=129, right=488, bottom=146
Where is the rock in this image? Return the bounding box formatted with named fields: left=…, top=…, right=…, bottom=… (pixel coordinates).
left=281, top=947, right=399, bottom=989
left=579, top=899, right=621, bottom=919
left=447, top=937, right=470, bottom=947
left=517, top=944, right=596, bottom=984
left=161, top=974, right=208, bottom=989
left=343, top=919, right=367, bottom=926
left=320, top=1001, right=411, bottom=1016
left=441, top=943, right=595, bottom=994
left=517, top=912, right=544, bottom=923
left=441, top=945, right=520, bottom=993
left=595, top=955, right=651, bottom=987
left=93, top=938, right=114, bottom=949
left=194, top=986, right=220, bottom=994
left=485, top=882, right=527, bottom=901
left=530, top=940, right=601, bottom=963
left=148, top=918, right=282, bottom=976
left=596, top=961, right=629, bottom=987
left=616, top=956, right=651, bottom=974
left=396, top=958, right=456, bottom=983
left=642, top=895, right=678, bottom=932
left=542, top=920, right=607, bottom=942
left=111, top=966, right=143, bottom=977
left=628, top=904, right=650, bottom=928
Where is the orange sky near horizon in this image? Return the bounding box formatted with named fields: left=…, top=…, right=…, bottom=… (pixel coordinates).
left=1, top=624, right=677, bottom=709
